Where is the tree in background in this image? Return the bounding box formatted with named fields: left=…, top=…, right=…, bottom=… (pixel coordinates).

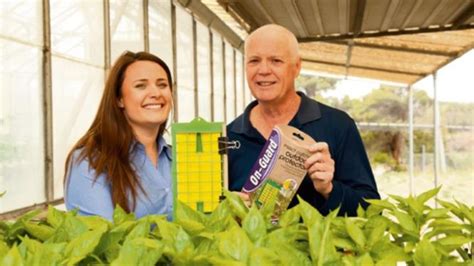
left=296, top=74, right=337, bottom=98
left=297, top=75, right=473, bottom=173
left=348, top=86, right=410, bottom=168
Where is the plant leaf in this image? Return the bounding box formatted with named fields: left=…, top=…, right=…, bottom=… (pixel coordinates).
left=77, top=215, right=111, bottom=231
left=123, top=219, right=150, bottom=244
left=23, top=222, right=55, bottom=242
left=413, top=239, right=440, bottom=266
left=176, top=201, right=207, bottom=224
left=113, top=205, right=135, bottom=225
left=223, top=190, right=249, bottom=220
left=426, top=208, right=450, bottom=220
left=435, top=235, right=471, bottom=250
left=242, top=205, right=267, bottom=243
left=332, top=236, right=356, bottom=250
left=365, top=199, right=396, bottom=210
left=415, top=186, right=441, bottom=205
left=367, top=217, right=387, bottom=248
left=278, top=205, right=300, bottom=227
left=46, top=206, right=65, bottom=229
left=216, top=226, right=252, bottom=261
left=436, top=199, right=464, bottom=221
left=406, top=196, right=424, bottom=217
left=357, top=253, right=374, bottom=266
left=63, top=224, right=107, bottom=265
left=345, top=218, right=366, bottom=249
left=176, top=219, right=205, bottom=236
left=248, top=247, right=280, bottom=266
left=297, top=195, right=322, bottom=226
left=1, top=245, right=23, bottom=266
left=0, top=241, right=9, bottom=257
left=309, top=217, right=339, bottom=265
left=392, top=210, right=418, bottom=236
left=207, top=199, right=233, bottom=232
left=356, top=204, right=366, bottom=218
left=455, top=200, right=473, bottom=224
left=111, top=238, right=163, bottom=266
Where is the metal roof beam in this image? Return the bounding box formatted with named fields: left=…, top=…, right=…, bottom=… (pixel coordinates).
left=298, top=23, right=474, bottom=42
left=352, top=0, right=366, bottom=37
left=302, top=58, right=426, bottom=76
left=324, top=40, right=456, bottom=57
left=451, top=2, right=474, bottom=30
left=178, top=0, right=244, bottom=50
left=226, top=2, right=255, bottom=32
left=344, top=40, right=353, bottom=78
left=381, top=0, right=400, bottom=31
left=409, top=42, right=474, bottom=85
left=285, top=0, right=308, bottom=37
left=309, top=0, right=325, bottom=34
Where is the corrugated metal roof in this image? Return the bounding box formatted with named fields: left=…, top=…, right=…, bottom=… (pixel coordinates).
left=202, top=0, right=474, bottom=84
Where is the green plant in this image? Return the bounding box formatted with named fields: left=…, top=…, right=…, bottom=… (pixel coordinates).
left=0, top=188, right=471, bottom=265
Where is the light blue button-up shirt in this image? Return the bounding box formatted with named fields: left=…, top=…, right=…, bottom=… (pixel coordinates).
left=64, top=137, right=173, bottom=221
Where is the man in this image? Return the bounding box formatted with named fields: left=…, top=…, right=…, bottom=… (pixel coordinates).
left=227, top=24, right=380, bottom=216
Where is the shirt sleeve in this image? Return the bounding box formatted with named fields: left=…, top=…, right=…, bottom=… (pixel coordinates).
left=318, top=119, right=380, bottom=216
left=64, top=153, right=115, bottom=221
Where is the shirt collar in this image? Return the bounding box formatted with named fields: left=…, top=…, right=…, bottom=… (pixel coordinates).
left=294, top=91, right=322, bottom=124
left=131, top=136, right=172, bottom=160
left=230, top=91, right=321, bottom=136
left=157, top=136, right=172, bottom=160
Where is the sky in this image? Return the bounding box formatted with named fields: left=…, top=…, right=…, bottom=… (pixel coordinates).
left=302, top=49, right=474, bottom=103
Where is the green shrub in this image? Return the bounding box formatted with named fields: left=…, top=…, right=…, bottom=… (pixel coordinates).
left=372, top=152, right=394, bottom=166
left=0, top=188, right=472, bottom=265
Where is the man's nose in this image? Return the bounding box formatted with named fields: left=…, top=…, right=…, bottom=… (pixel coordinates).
left=257, top=61, right=271, bottom=74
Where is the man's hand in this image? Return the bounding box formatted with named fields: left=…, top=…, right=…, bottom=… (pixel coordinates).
left=304, top=142, right=335, bottom=199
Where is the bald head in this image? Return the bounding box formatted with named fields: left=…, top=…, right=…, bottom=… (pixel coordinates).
left=245, top=24, right=300, bottom=62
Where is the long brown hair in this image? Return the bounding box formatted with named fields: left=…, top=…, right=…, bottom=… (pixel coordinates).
left=64, top=51, right=173, bottom=212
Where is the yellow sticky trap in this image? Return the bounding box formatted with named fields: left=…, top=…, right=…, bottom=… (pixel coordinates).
left=172, top=118, right=226, bottom=217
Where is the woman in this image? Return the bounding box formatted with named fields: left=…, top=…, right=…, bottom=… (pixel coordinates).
left=64, top=51, right=173, bottom=220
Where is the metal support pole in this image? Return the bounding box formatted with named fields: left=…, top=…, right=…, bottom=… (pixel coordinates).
left=433, top=73, right=440, bottom=193
left=209, top=30, right=215, bottom=122
left=222, top=40, right=227, bottom=123
left=408, top=85, right=414, bottom=195
left=193, top=19, right=198, bottom=118
left=42, top=0, right=54, bottom=202
left=104, top=0, right=111, bottom=70
left=241, top=53, right=246, bottom=109
left=143, top=0, right=149, bottom=52
left=233, top=49, right=237, bottom=117
left=171, top=1, right=178, bottom=122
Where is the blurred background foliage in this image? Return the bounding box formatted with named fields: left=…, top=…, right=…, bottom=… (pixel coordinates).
left=297, top=74, right=473, bottom=204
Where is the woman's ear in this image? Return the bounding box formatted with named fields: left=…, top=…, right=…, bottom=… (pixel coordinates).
left=117, top=98, right=124, bottom=108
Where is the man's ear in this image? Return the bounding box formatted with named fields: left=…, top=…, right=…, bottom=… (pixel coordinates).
left=295, top=56, right=302, bottom=76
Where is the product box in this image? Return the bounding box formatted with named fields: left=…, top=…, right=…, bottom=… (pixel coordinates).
left=242, top=125, right=316, bottom=222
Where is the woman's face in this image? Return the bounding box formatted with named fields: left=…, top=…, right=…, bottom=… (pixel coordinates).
left=118, top=60, right=172, bottom=132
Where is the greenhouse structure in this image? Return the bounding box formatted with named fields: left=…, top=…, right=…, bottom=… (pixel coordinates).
left=0, top=0, right=473, bottom=264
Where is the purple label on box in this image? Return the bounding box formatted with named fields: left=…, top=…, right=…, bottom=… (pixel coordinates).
left=242, top=129, right=281, bottom=192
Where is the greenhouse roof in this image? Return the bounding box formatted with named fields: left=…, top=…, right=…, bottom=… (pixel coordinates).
left=199, top=0, right=474, bottom=85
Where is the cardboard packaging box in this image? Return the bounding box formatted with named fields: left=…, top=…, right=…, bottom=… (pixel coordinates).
left=242, top=125, right=316, bottom=222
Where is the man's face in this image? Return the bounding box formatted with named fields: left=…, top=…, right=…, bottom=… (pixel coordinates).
left=245, top=33, right=301, bottom=105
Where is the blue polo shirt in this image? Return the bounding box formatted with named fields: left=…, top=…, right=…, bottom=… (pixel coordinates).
left=65, top=136, right=173, bottom=220
left=227, top=92, right=380, bottom=216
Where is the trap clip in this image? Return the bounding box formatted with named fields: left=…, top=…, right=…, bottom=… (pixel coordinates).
left=218, top=137, right=241, bottom=154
